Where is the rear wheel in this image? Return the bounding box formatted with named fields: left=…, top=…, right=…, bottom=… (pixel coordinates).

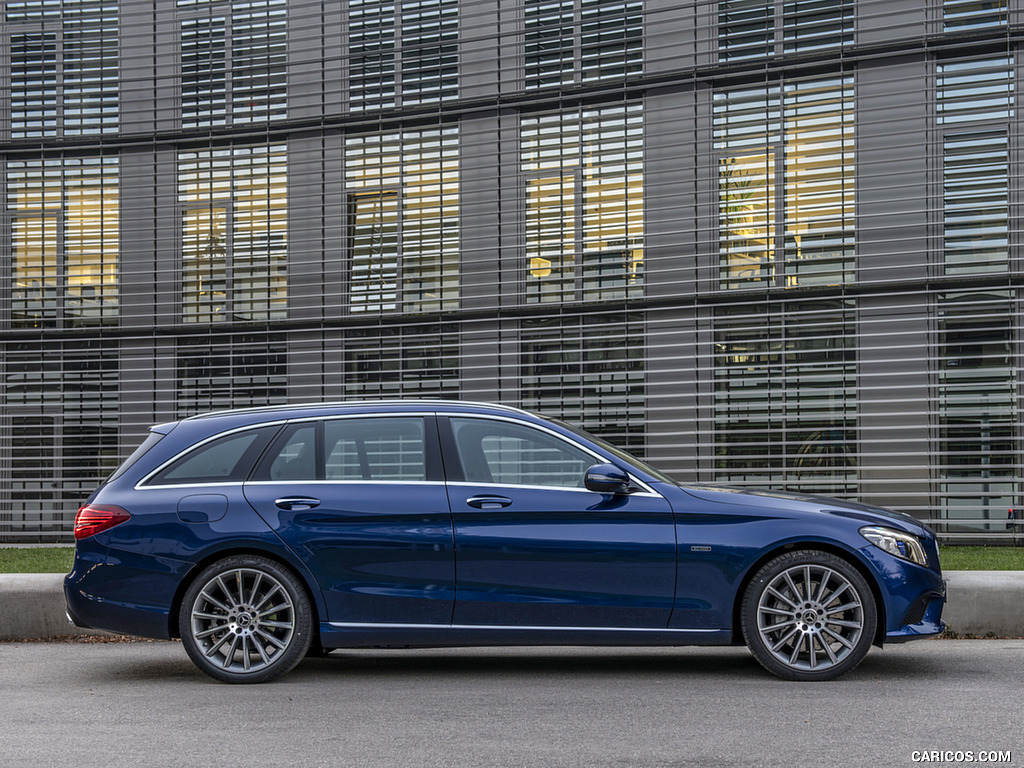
left=179, top=555, right=312, bottom=684
left=741, top=550, right=877, bottom=681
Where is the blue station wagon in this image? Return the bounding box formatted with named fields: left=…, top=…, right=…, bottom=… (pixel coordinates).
left=65, top=400, right=946, bottom=683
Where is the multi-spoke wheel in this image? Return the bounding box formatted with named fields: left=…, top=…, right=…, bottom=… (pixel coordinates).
left=179, top=555, right=312, bottom=684
left=741, top=550, right=877, bottom=681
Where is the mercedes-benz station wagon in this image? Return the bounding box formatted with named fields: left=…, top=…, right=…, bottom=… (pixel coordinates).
left=65, top=401, right=945, bottom=683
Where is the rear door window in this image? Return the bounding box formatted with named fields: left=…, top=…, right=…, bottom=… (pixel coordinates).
left=251, top=416, right=430, bottom=483
left=324, top=417, right=426, bottom=481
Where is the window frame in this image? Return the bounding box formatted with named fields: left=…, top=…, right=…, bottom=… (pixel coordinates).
left=520, top=104, right=645, bottom=305
left=176, top=0, right=289, bottom=129
left=347, top=187, right=403, bottom=313
left=5, top=155, right=121, bottom=329
left=716, top=0, right=855, bottom=63
left=933, top=54, right=1015, bottom=277
left=176, top=143, right=289, bottom=324
left=3, top=6, right=120, bottom=139
left=346, top=0, right=459, bottom=112
left=523, top=0, right=643, bottom=90
left=713, top=77, right=855, bottom=291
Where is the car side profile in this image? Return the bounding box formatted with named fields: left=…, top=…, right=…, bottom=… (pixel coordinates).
left=65, top=400, right=945, bottom=683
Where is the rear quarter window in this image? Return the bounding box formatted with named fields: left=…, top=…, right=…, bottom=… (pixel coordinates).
left=144, top=427, right=277, bottom=486
left=107, top=431, right=166, bottom=483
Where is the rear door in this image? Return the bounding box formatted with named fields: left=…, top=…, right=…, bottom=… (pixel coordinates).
left=441, top=415, right=676, bottom=629
left=243, top=414, right=454, bottom=625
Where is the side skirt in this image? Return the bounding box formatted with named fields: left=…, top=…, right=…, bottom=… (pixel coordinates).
left=318, top=622, right=733, bottom=649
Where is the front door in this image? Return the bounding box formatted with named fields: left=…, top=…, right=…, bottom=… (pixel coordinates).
left=441, top=416, right=676, bottom=629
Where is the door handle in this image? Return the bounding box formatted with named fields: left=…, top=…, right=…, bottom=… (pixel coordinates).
left=275, top=496, right=321, bottom=511
left=466, top=495, right=512, bottom=510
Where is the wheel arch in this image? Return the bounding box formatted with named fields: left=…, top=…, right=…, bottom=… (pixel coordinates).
left=168, top=544, right=324, bottom=643
left=729, top=540, right=887, bottom=647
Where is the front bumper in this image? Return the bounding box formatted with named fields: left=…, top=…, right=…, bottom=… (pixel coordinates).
left=858, top=546, right=946, bottom=643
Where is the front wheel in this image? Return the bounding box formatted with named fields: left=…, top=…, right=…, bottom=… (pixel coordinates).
left=179, top=555, right=313, bottom=684
left=740, top=550, right=877, bottom=681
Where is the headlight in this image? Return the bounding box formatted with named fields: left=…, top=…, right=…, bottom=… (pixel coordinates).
left=860, top=525, right=928, bottom=566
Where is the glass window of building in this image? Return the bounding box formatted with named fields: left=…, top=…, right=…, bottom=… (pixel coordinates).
left=345, top=128, right=460, bottom=314
left=348, top=0, right=458, bottom=112
left=937, top=292, right=1018, bottom=532
left=4, top=0, right=118, bottom=137
left=943, top=0, right=1007, bottom=31
left=525, top=0, right=641, bottom=89
left=178, top=0, right=287, bottom=128
left=937, top=56, right=1013, bottom=275
left=714, top=77, right=854, bottom=290
left=7, top=156, right=119, bottom=328
left=177, top=145, right=288, bottom=323
left=343, top=324, right=460, bottom=397
left=521, top=104, right=644, bottom=304
left=176, top=333, right=287, bottom=415
left=712, top=300, right=856, bottom=494
left=521, top=313, right=646, bottom=453
left=937, top=56, right=1013, bottom=126
left=718, top=1, right=853, bottom=62
left=943, top=132, right=1008, bottom=275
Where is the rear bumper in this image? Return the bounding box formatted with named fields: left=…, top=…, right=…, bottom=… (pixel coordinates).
left=64, top=544, right=193, bottom=640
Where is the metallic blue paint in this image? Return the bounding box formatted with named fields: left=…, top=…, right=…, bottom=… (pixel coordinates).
left=242, top=480, right=455, bottom=624
left=64, top=400, right=945, bottom=661
left=450, top=484, right=675, bottom=628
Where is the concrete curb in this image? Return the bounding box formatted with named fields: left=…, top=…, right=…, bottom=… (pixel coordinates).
left=0, top=574, right=112, bottom=641
left=1, top=571, right=1022, bottom=641
left=941, top=571, right=1024, bottom=637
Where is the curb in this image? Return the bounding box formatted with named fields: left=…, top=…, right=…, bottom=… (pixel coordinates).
left=940, top=571, right=1024, bottom=637
left=0, top=574, right=112, bottom=641
left=2, top=571, right=1022, bottom=642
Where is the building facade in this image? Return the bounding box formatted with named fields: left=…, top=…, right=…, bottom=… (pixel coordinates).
left=0, top=0, right=1021, bottom=541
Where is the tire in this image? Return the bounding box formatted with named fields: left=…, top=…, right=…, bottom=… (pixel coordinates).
left=740, top=550, right=877, bottom=682
left=179, top=555, right=313, bottom=684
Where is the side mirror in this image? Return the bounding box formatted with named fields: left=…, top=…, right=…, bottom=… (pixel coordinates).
left=584, top=463, right=632, bottom=494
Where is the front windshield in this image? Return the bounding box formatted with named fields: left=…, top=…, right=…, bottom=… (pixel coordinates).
left=547, top=419, right=677, bottom=484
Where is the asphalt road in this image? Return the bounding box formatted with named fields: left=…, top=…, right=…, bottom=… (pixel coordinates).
left=1, top=639, right=1021, bottom=768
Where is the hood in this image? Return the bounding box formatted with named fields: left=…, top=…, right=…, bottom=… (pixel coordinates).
left=677, top=483, right=932, bottom=537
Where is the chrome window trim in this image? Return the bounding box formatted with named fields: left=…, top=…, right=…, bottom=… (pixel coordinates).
left=135, top=481, right=245, bottom=491
left=446, top=480, right=662, bottom=498
left=244, top=479, right=448, bottom=488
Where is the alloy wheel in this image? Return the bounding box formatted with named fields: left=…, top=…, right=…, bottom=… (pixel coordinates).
left=756, top=563, right=864, bottom=672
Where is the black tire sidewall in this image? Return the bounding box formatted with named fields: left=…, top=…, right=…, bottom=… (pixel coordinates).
left=740, top=549, right=878, bottom=682
left=179, top=554, right=313, bottom=684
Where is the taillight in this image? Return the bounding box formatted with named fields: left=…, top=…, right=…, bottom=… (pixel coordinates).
left=74, top=504, right=131, bottom=540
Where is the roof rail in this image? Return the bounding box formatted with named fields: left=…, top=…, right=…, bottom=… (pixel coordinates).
left=185, top=399, right=532, bottom=421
